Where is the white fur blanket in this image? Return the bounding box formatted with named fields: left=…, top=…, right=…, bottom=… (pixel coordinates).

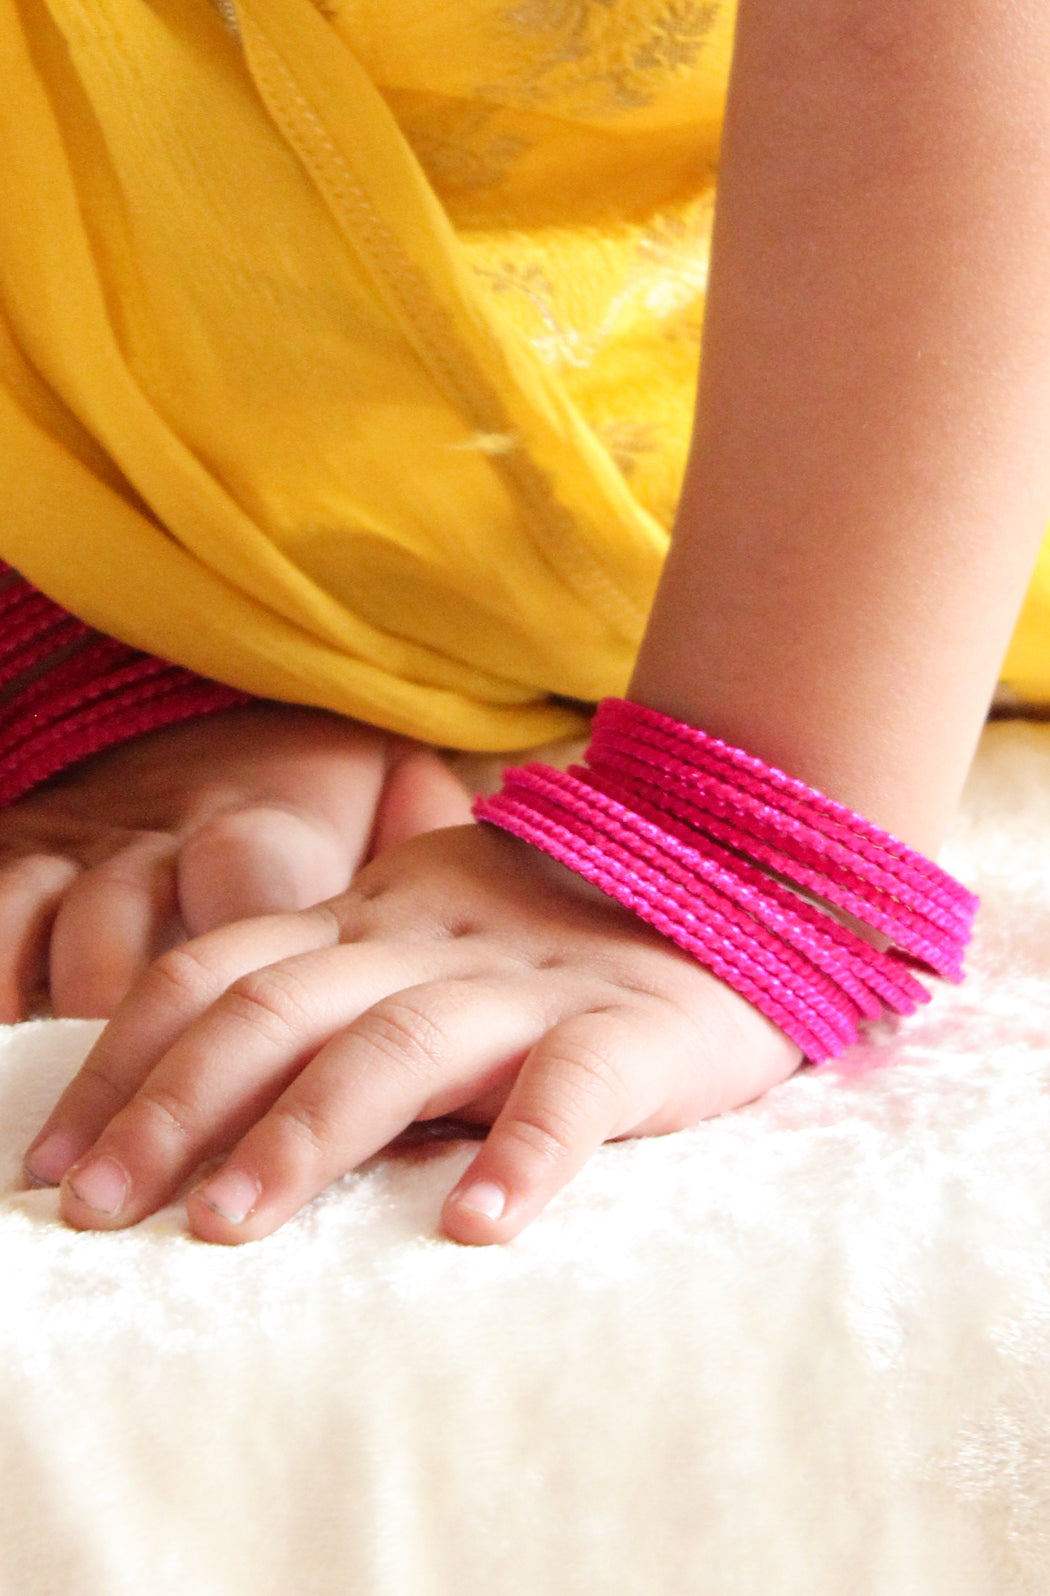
left=2, top=721, right=1050, bottom=1596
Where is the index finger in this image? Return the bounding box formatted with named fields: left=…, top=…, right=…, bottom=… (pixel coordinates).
left=22, top=904, right=341, bottom=1187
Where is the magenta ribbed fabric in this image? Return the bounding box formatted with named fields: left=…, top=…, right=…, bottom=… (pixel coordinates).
left=474, top=698, right=979, bottom=1062
left=0, top=564, right=251, bottom=807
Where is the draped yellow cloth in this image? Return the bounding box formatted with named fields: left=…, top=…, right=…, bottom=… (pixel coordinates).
left=0, top=0, right=1047, bottom=748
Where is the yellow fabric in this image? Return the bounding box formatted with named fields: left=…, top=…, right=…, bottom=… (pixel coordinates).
left=0, top=0, right=1046, bottom=742
left=1001, top=563, right=1050, bottom=703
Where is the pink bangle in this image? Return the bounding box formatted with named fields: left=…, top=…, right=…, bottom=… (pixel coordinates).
left=489, top=767, right=884, bottom=1059
left=579, top=755, right=965, bottom=978
left=473, top=698, right=978, bottom=1063
left=0, top=565, right=252, bottom=808
left=590, top=701, right=973, bottom=919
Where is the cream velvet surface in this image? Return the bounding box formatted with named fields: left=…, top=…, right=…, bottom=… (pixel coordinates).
left=2, top=720, right=1050, bottom=1595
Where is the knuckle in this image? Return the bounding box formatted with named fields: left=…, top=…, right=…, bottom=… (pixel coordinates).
left=132, top=1082, right=199, bottom=1145
left=75, top=1060, right=127, bottom=1111
left=548, top=1027, right=629, bottom=1105
left=221, top=967, right=313, bottom=1044
left=267, top=1098, right=330, bottom=1160
left=355, top=996, right=452, bottom=1082
left=500, top=1024, right=633, bottom=1167
left=144, top=945, right=222, bottom=1010
left=500, top=1108, right=577, bottom=1169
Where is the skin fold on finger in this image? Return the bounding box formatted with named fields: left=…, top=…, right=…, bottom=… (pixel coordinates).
left=441, top=1007, right=674, bottom=1245
left=27, top=818, right=810, bottom=1241
left=177, top=803, right=361, bottom=937
left=183, top=973, right=575, bottom=1244
left=48, top=833, right=180, bottom=1021
left=0, top=853, right=82, bottom=1022
left=55, top=947, right=517, bottom=1232
left=22, top=904, right=344, bottom=1189
left=441, top=975, right=807, bottom=1244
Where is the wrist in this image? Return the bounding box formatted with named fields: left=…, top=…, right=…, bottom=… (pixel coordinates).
left=475, top=698, right=977, bottom=1063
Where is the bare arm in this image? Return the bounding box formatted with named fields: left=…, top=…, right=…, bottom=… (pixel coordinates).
left=631, top=0, right=1050, bottom=854
left=24, top=0, right=1050, bottom=1246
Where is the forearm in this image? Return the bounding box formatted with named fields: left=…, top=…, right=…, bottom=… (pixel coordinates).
left=630, top=0, right=1050, bottom=854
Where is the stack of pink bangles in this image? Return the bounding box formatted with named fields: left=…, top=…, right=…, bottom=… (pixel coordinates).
left=0, top=563, right=249, bottom=809
left=474, top=697, right=978, bottom=1062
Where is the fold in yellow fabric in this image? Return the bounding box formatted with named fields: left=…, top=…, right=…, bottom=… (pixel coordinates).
left=0, top=0, right=1046, bottom=742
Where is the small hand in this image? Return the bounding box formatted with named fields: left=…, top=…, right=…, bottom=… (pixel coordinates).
left=22, top=824, right=802, bottom=1245
left=0, top=705, right=473, bottom=1020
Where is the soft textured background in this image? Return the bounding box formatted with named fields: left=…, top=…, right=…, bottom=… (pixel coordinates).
left=2, top=721, right=1050, bottom=1595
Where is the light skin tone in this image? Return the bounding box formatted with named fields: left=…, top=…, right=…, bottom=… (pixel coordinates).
left=8, top=0, right=1050, bottom=1243
left=0, top=702, right=476, bottom=1021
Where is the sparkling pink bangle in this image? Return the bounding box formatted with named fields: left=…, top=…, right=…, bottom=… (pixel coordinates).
left=473, top=698, right=979, bottom=1063
left=0, top=564, right=252, bottom=808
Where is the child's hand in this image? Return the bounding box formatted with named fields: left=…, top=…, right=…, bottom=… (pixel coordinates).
left=0, top=705, right=473, bottom=1021
left=22, top=823, right=802, bottom=1245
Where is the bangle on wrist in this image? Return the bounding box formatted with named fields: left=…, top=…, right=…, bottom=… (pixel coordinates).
left=473, top=698, right=978, bottom=1063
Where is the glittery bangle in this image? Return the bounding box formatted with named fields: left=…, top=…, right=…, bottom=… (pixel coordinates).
left=0, top=565, right=252, bottom=808
left=590, top=700, right=974, bottom=919
left=473, top=698, right=978, bottom=1063
left=580, top=752, right=965, bottom=978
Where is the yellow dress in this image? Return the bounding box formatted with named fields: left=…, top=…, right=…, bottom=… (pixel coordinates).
left=0, top=0, right=1046, bottom=747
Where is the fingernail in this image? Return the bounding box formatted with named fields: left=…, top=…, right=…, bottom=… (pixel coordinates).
left=451, top=1180, right=505, bottom=1221
left=23, top=1129, right=81, bottom=1187
left=66, top=1155, right=129, bottom=1216
left=195, top=1168, right=260, bottom=1225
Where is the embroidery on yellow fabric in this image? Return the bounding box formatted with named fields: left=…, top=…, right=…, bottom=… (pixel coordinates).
left=483, top=0, right=721, bottom=117
left=2, top=0, right=1047, bottom=735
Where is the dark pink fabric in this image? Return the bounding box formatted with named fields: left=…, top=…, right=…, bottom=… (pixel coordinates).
left=0, top=564, right=252, bottom=808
